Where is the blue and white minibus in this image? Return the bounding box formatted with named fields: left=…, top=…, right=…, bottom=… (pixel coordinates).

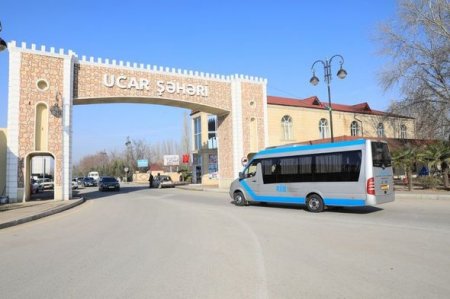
left=229, top=139, right=394, bottom=212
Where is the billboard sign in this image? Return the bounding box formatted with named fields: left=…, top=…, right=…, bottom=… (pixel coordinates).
left=163, top=155, right=180, bottom=166
left=137, top=159, right=149, bottom=168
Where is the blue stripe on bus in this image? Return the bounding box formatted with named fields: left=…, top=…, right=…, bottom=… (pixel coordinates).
left=254, top=139, right=366, bottom=158
left=323, top=198, right=366, bottom=207
left=241, top=181, right=305, bottom=203
left=241, top=181, right=366, bottom=207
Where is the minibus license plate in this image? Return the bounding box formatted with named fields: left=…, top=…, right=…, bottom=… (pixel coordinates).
left=381, top=184, right=389, bottom=190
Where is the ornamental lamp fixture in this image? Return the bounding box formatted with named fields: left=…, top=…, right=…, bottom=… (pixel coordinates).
left=309, top=72, right=320, bottom=86
left=50, top=91, right=62, bottom=118
left=0, top=39, right=6, bottom=52
left=0, top=21, right=7, bottom=52
left=337, top=65, right=347, bottom=79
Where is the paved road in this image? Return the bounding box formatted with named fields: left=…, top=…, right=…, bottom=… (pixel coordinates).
left=1, top=186, right=449, bottom=298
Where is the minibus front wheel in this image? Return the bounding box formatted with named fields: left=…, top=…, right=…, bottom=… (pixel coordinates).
left=233, top=191, right=248, bottom=206
left=306, top=193, right=324, bottom=213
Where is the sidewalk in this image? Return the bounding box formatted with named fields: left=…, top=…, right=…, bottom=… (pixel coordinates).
left=176, top=184, right=228, bottom=193
left=0, top=198, right=85, bottom=230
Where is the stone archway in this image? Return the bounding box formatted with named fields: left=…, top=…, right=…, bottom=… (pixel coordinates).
left=5, top=41, right=268, bottom=202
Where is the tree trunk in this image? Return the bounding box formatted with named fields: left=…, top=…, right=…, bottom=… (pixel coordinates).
left=407, top=169, right=413, bottom=191
left=443, top=167, right=449, bottom=190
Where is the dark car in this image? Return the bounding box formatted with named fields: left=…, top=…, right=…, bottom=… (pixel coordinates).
left=98, top=176, right=120, bottom=191
left=83, top=177, right=97, bottom=187
left=75, top=176, right=84, bottom=183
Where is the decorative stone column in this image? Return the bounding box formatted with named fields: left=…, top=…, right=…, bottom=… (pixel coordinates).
left=5, top=42, right=21, bottom=201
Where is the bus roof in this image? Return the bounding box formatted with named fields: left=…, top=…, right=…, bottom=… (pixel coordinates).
left=255, top=139, right=367, bottom=158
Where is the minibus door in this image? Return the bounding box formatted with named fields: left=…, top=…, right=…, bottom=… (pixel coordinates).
left=241, top=161, right=262, bottom=199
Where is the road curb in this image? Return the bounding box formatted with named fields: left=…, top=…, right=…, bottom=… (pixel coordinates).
left=175, top=185, right=204, bottom=192
left=0, top=197, right=86, bottom=230
left=176, top=185, right=228, bottom=193
left=395, top=193, right=450, bottom=201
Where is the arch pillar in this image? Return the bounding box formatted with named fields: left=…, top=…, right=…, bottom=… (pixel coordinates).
left=5, top=43, right=21, bottom=201
left=6, top=41, right=75, bottom=202
left=60, top=52, right=75, bottom=201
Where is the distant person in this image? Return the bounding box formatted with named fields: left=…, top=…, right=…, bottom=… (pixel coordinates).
left=149, top=174, right=154, bottom=188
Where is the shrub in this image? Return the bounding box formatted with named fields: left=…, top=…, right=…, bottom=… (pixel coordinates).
left=418, top=176, right=441, bottom=189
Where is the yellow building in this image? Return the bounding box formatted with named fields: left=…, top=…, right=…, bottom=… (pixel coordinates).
left=191, top=95, right=415, bottom=185
left=267, top=96, right=415, bottom=146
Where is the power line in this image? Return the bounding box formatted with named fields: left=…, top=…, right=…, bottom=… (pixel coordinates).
left=267, top=85, right=303, bottom=99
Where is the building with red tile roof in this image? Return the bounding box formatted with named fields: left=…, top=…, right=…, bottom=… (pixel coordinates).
left=191, top=94, right=415, bottom=185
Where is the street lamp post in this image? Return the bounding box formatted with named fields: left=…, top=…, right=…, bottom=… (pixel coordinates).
left=309, top=55, right=347, bottom=142
left=125, top=137, right=132, bottom=182
left=124, top=167, right=129, bottom=183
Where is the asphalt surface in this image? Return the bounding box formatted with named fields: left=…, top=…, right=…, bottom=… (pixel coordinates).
left=1, top=185, right=449, bottom=298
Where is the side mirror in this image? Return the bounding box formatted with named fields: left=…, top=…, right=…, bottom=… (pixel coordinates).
left=238, top=172, right=244, bottom=179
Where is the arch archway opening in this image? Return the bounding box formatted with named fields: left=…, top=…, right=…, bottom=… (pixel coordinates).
left=25, top=153, right=55, bottom=202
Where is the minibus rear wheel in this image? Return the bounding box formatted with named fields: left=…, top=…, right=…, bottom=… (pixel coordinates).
left=234, top=191, right=247, bottom=206
left=306, top=193, right=324, bottom=213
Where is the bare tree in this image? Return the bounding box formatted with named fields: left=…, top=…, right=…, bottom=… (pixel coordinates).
left=378, top=0, right=450, bottom=140
left=73, top=135, right=186, bottom=177
left=132, top=139, right=152, bottom=161
left=74, top=151, right=110, bottom=176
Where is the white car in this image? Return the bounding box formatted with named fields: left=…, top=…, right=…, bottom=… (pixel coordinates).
left=37, top=178, right=54, bottom=189
left=72, top=179, right=79, bottom=189
left=152, top=175, right=175, bottom=188
left=30, top=179, right=43, bottom=194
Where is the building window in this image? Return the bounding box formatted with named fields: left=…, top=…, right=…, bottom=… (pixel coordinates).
left=193, top=117, right=201, bottom=150
left=377, top=123, right=384, bottom=137
left=400, top=125, right=407, bottom=139
left=319, top=118, right=329, bottom=139
left=208, top=154, right=218, bottom=179
left=207, top=115, right=217, bottom=149
left=350, top=121, right=360, bottom=136
left=281, top=115, right=293, bottom=140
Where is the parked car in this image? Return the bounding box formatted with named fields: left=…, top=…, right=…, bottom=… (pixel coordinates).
left=88, top=171, right=100, bottom=182
left=76, top=177, right=84, bottom=185
left=98, top=176, right=120, bottom=191
left=72, top=179, right=79, bottom=190
left=82, top=177, right=97, bottom=187
left=30, top=179, right=43, bottom=194
left=153, top=175, right=175, bottom=188
left=37, top=178, right=54, bottom=190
